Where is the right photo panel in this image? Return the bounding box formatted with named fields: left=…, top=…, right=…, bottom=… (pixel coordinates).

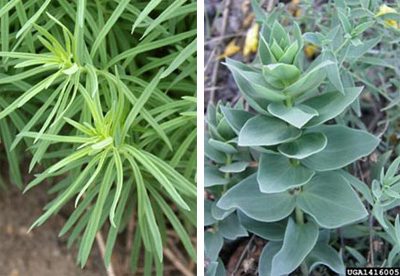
left=204, top=0, right=400, bottom=275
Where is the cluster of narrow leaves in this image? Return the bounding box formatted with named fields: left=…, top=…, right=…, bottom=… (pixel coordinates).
left=0, top=0, right=196, bottom=273
left=203, top=1, right=398, bottom=274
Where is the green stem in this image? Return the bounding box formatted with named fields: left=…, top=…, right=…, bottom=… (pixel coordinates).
left=296, top=207, right=308, bottom=275
left=291, top=159, right=300, bottom=167
left=285, top=96, right=293, bottom=108
left=217, top=154, right=233, bottom=229
left=224, top=154, right=232, bottom=180
left=295, top=207, right=304, bottom=225
left=221, top=154, right=232, bottom=194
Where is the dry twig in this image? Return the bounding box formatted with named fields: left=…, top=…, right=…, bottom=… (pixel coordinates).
left=96, top=232, right=117, bottom=276
left=164, top=248, right=194, bottom=276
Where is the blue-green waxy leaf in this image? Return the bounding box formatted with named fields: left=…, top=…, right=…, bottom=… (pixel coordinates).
left=220, top=106, right=254, bottom=134
left=270, top=40, right=285, bottom=60
left=337, top=8, right=352, bottom=34
left=278, top=132, right=327, bottom=159
left=224, top=58, right=286, bottom=113
left=262, top=63, right=300, bottom=88
left=267, top=103, right=318, bottom=129
left=271, top=21, right=289, bottom=50
left=339, top=170, right=373, bottom=205
left=205, top=231, right=224, bottom=262
left=306, top=243, right=346, bottom=275
left=238, top=211, right=286, bottom=241
left=211, top=201, right=234, bottom=221
left=303, top=87, right=363, bottom=127
left=347, top=36, right=381, bottom=61
left=259, top=242, right=284, bottom=276
left=206, top=259, right=226, bottom=276
left=259, top=36, right=276, bottom=65
left=250, top=0, right=266, bottom=23
left=238, top=115, right=301, bottom=147
left=219, top=213, right=248, bottom=240
left=257, top=153, right=315, bottom=193
left=283, top=60, right=334, bottom=97
left=271, top=219, right=319, bottom=276
left=279, top=41, right=299, bottom=64
left=205, top=200, right=217, bottom=226
left=205, top=166, right=229, bottom=187
left=219, top=161, right=249, bottom=173
left=297, top=171, right=368, bottom=228
left=209, top=139, right=238, bottom=154
left=205, top=134, right=226, bottom=164
left=322, top=51, right=344, bottom=94
left=302, top=125, right=380, bottom=171
left=217, top=174, right=295, bottom=222
left=303, top=32, right=325, bottom=46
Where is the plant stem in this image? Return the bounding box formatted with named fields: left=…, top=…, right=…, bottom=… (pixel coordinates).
left=224, top=154, right=232, bottom=179
left=285, top=96, right=293, bottom=108
left=291, top=158, right=300, bottom=167
left=295, top=207, right=308, bottom=275
left=96, top=232, right=117, bottom=276
left=295, top=207, right=304, bottom=225
left=222, top=154, right=232, bottom=195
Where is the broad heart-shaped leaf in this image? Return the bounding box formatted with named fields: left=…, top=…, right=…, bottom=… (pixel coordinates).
left=303, top=87, right=363, bottom=127
left=278, top=132, right=327, bottom=159
left=220, top=106, right=254, bottom=134
left=271, top=218, right=319, bottom=276
left=218, top=212, right=248, bottom=240
left=268, top=103, right=318, bottom=129
left=259, top=242, right=284, bottom=276
left=211, top=200, right=234, bottom=221
left=205, top=166, right=229, bottom=187
left=297, top=171, right=368, bottom=228
left=302, top=125, right=380, bottom=171
left=238, top=115, right=301, bottom=147
left=257, top=153, right=315, bottom=193
left=306, top=243, right=346, bottom=275
left=238, top=211, right=286, bottom=241
left=217, top=174, right=295, bottom=222
left=224, top=58, right=286, bottom=113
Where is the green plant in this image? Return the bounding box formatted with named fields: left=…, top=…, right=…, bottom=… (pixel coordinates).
left=203, top=1, right=397, bottom=274
left=0, top=0, right=196, bottom=274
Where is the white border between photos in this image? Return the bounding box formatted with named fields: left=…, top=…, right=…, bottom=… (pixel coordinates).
left=197, top=0, right=205, bottom=275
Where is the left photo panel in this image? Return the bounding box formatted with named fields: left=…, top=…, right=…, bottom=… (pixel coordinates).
left=0, top=1, right=197, bottom=275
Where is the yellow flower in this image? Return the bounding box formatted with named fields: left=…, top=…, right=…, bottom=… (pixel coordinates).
left=219, top=39, right=241, bottom=59
left=376, top=4, right=399, bottom=28
left=243, top=23, right=259, bottom=56
left=304, top=44, right=320, bottom=58
left=288, top=0, right=302, bottom=18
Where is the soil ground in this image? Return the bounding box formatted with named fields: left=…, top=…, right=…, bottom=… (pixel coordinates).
left=0, top=184, right=106, bottom=276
